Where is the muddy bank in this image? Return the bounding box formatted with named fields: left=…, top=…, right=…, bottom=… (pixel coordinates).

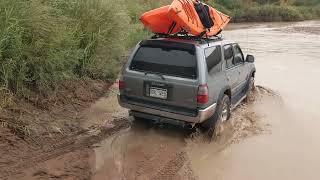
left=284, top=21, right=320, bottom=35
left=1, top=117, right=130, bottom=179
left=0, top=78, right=109, bottom=137
left=0, top=78, right=111, bottom=179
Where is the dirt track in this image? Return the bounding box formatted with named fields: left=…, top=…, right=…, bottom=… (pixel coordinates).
left=0, top=84, right=275, bottom=180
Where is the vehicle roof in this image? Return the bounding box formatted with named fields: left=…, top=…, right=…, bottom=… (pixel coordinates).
left=143, top=36, right=236, bottom=48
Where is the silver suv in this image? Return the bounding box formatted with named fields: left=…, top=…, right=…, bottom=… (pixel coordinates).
left=118, top=35, right=256, bottom=135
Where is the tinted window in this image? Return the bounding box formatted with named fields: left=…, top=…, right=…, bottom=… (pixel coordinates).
left=130, top=46, right=197, bottom=79
left=224, top=45, right=234, bottom=68
left=204, top=46, right=222, bottom=72
left=233, top=44, right=244, bottom=65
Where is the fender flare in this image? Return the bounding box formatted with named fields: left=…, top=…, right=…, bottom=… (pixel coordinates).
left=244, top=68, right=256, bottom=91
left=201, top=85, right=231, bottom=128
left=248, top=68, right=256, bottom=79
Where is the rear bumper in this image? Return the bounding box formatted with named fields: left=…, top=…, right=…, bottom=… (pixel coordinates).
left=117, top=95, right=216, bottom=123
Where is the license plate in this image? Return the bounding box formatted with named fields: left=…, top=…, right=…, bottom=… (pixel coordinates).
left=149, top=87, right=168, bottom=99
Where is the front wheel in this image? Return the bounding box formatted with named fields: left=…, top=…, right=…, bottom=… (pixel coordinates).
left=244, top=77, right=255, bottom=103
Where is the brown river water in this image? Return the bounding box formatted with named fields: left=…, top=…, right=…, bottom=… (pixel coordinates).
left=91, top=21, right=320, bottom=180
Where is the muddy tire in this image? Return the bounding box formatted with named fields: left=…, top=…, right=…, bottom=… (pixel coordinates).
left=244, top=77, right=255, bottom=103
left=201, top=95, right=231, bottom=139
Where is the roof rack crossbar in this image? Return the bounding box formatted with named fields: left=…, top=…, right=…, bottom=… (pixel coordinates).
left=151, top=31, right=223, bottom=44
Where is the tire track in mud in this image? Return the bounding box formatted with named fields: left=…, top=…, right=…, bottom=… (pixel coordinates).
left=0, top=118, right=131, bottom=179
left=133, top=148, right=197, bottom=180
left=150, top=150, right=198, bottom=180
left=134, top=143, right=169, bottom=178
left=152, top=151, right=187, bottom=180
left=95, top=121, right=198, bottom=180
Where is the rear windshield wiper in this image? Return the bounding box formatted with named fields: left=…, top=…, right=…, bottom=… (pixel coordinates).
left=144, top=72, right=165, bottom=80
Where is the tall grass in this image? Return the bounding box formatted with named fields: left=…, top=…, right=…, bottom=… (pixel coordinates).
left=0, top=0, right=175, bottom=110
left=0, top=0, right=130, bottom=96
left=244, top=5, right=303, bottom=21
left=124, top=0, right=171, bottom=48
left=210, top=0, right=320, bottom=22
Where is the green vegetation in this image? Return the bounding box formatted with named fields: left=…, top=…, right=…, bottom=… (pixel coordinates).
left=209, top=0, right=320, bottom=22
left=0, top=0, right=170, bottom=92
left=0, top=0, right=129, bottom=94
left=0, top=0, right=171, bottom=108
left=0, top=0, right=319, bottom=109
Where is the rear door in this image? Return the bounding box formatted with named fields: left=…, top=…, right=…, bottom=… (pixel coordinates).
left=232, top=44, right=247, bottom=93
left=223, top=44, right=241, bottom=97
left=122, top=41, right=199, bottom=113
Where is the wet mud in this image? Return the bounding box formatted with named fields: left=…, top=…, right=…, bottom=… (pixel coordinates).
left=89, top=86, right=275, bottom=180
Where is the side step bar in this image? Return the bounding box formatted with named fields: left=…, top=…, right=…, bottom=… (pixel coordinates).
left=231, top=94, right=247, bottom=110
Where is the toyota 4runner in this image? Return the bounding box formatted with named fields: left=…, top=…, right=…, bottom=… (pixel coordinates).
left=118, top=35, right=256, bottom=136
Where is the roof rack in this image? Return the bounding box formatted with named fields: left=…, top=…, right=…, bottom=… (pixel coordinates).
left=150, top=31, right=223, bottom=44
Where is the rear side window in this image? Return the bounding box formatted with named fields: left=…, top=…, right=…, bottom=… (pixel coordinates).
left=204, top=46, right=222, bottom=72
left=224, top=45, right=234, bottom=68
left=130, top=46, right=197, bottom=79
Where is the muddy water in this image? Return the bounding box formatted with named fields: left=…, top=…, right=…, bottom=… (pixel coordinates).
left=188, top=21, right=320, bottom=180
left=92, top=21, right=320, bottom=180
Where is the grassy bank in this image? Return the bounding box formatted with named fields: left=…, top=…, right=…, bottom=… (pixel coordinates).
left=0, top=0, right=130, bottom=94
left=0, top=0, right=168, bottom=109
left=0, top=0, right=172, bottom=137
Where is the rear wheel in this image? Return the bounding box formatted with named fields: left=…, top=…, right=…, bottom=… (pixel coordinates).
left=201, top=95, right=231, bottom=139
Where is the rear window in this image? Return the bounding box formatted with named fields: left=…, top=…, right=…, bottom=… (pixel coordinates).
left=224, top=45, right=234, bottom=68
left=130, top=46, right=197, bottom=79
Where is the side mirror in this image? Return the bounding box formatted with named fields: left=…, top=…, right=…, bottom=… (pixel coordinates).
left=246, top=55, right=255, bottom=63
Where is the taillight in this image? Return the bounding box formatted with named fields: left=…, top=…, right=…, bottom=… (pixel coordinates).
left=118, top=80, right=125, bottom=90
left=197, top=84, right=209, bottom=104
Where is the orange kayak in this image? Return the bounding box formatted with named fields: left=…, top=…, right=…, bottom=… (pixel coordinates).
left=140, top=6, right=180, bottom=35
left=206, top=7, right=231, bottom=36
left=140, top=0, right=230, bottom=36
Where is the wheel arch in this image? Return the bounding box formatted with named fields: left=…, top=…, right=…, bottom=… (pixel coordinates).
left=251, top=70, right=256, bottom=78
left=218, top=86, right=232, bottom=102
left=249, top=68, right=256, bottom=78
